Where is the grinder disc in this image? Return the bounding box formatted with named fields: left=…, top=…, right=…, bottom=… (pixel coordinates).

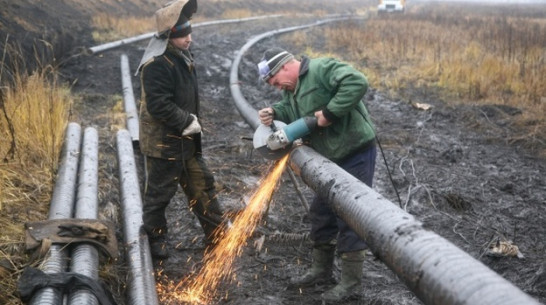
left=253, top=121, right=292, bottom=160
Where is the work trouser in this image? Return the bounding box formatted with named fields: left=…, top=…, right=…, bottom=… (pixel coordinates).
left=142, top=155, right=224, bottom=241
left=310, top=145, right=377, bottom=253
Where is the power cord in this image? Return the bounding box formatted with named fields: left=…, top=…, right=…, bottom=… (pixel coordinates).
left=375, top=135, right=403, bottom=208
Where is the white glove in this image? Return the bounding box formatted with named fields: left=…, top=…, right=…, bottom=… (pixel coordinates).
left=182, top=114, right=202, bottom=136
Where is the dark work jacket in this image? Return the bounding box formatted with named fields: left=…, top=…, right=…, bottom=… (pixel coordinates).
left=139, top=45, right=202, bottom=160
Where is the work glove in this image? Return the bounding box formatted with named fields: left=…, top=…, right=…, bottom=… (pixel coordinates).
left=182, top=114, right=202, bottom=136
left=258, top=107, right=274, bottom=126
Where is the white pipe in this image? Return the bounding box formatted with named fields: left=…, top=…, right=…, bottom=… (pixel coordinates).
left=121, top=54, right=140, bottom=143
left=30, top=122, right=82, bottom=305
left=88, top=15, right=283, bottom=54
left=68, top=127, right=100, bottom=305
left=116, top=129, right=159, bottom=305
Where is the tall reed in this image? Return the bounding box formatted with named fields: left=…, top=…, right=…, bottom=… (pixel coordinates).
left=0, top=41, right=72, bottom=304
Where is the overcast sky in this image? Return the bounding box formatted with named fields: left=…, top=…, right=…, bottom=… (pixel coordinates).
left=410, top=0, right=545, bottom=3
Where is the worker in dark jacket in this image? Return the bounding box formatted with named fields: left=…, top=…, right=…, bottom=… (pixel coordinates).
left=257, top=47, right=377, bottom=303
left=136, top=0, right=227, bottom=259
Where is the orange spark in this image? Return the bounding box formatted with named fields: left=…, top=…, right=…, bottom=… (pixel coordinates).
left=161, top=154, right=290, bottom=304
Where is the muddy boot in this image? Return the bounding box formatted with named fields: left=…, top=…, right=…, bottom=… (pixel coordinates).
left=321, top=250, right=366, bottom=303
left=290, top=244, right=335, bottom=287
left=198, top=199, right=231, bottom=246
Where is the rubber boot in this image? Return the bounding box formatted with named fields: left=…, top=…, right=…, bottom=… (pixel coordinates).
left=290, top=244, right=335, bottom=287
left=321, top=250, right=366, bottom=303
left=193, top=198, right=231, bottom=247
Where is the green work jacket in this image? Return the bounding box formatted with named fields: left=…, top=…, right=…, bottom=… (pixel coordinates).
left=271, top=56, right=376, bottom=162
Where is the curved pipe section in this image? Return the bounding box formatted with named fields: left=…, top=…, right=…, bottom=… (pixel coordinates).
left=69, top=127, right=100, bottom=305
left=89, top=15, right=282, bottom=54
left=228, top=21, right=541, bottom=305
left=230, top=17, right=352, bottom=130
left=116, top=129, right=159, bottom=305
left=30, top=122, right=82, bottom=305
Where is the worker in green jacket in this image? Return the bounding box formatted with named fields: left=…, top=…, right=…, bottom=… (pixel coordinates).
left=257, top=47, right=377, bottom=303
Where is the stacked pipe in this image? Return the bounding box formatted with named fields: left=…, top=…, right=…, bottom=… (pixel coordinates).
left=28, top=123, right=99, bottom=305
left=25, top=123, right=156, bottom=305
left=68, top=127, right=100, bottom=305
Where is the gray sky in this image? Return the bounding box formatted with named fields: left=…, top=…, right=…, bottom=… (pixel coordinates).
left=410, top=0, right=545, bottom=3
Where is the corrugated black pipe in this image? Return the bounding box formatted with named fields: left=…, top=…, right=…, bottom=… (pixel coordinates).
left=290, top=146, right=540, bottom=305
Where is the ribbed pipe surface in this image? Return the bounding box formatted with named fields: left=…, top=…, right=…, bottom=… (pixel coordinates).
left=289, top=146, right=540, bottom=305
left=30, top=122, right=82, bottom=305
left=121, top=54, right=140, bottom=143
left=68, top=127, right=100, bottom=305
left=116, top=129, right=159, bottom=305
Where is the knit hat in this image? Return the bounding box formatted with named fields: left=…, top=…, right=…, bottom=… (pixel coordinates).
left=258, top=48, right=294, bottom=82
left=136, top=0, right=197, bottom=73
left=168, top=14, right=192, bottom=38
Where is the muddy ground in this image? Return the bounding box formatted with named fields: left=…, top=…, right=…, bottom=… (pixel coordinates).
left=6, top=0, right=545, bottom=304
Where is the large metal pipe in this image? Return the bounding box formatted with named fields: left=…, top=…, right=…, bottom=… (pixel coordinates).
left=68, top=127, right=100, bottom=305
left=290, top=146, right=540, bottom=305
left=121, top=54, right=140, bottom=143
left=30, top=122, right=82, bottom=305
left=116, top=129, right=159, bottom=305
left=228, top=22, right=541, bottom=305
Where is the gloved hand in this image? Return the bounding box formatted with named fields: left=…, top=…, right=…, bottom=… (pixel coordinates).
left=182, top=114, right=201, bottom=136
left=258, top=107, right=274, bottom=126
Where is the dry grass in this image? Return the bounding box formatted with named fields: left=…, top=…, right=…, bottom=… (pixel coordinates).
left=302, top=3, right=545, bottom=155
left=91, top=13, right=156, bottom=42
left=221, top=9, right=254, bottom=19
left=0, top=42, right=72, bottom=305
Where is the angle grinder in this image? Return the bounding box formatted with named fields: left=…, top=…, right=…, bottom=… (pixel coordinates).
left=253, top=116, right=318, bottom=160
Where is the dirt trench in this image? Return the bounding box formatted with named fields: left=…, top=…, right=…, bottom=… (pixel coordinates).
left=61, top=8, right=546, bottom=305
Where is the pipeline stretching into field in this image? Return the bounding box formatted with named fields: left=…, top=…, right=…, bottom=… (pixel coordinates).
left=229, top=21, right=541, bottom=305
left=88, top=15, right=283, bottom=54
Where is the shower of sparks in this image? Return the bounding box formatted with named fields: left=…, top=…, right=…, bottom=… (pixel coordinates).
left=160, top=154, right=290, bottom=304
